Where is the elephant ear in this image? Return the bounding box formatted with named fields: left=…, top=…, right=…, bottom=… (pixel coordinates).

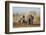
left=32, top=16, right=34, bottom=20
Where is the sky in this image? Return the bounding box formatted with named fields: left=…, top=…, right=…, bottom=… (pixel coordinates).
left=13, top=7, right=40, bottom=15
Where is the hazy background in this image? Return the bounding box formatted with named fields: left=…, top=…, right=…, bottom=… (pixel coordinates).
left=13, top=7, right=40, bottom=16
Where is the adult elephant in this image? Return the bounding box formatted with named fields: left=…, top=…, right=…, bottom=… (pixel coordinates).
left=26, top=15, right=34, bottom=25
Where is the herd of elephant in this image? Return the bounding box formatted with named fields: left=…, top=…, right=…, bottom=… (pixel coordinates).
left=18, top=15, right=34, bottom=25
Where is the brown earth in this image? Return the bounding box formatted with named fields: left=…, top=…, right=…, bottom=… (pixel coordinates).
left=13, top=22, right=40, bottom=28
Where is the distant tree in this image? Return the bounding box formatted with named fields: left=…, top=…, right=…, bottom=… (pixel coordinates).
left=29, top=11, right=37, bottom=15
left=15, top=13, right=19, bottom=16
left=33, top=12, right=37, bottom=15
left=13, top=14, right=15, bottom=16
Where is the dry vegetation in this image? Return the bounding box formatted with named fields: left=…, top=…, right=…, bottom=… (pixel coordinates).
left=13, top=11, right=40, bottom=28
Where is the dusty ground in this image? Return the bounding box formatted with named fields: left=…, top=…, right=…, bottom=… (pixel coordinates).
left=13, top=15, right=40, bottom=28
left=13, top=22, right=40, bottom=28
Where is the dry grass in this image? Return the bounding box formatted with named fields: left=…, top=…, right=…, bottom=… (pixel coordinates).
left=13, top=13, right=40, bottom=28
